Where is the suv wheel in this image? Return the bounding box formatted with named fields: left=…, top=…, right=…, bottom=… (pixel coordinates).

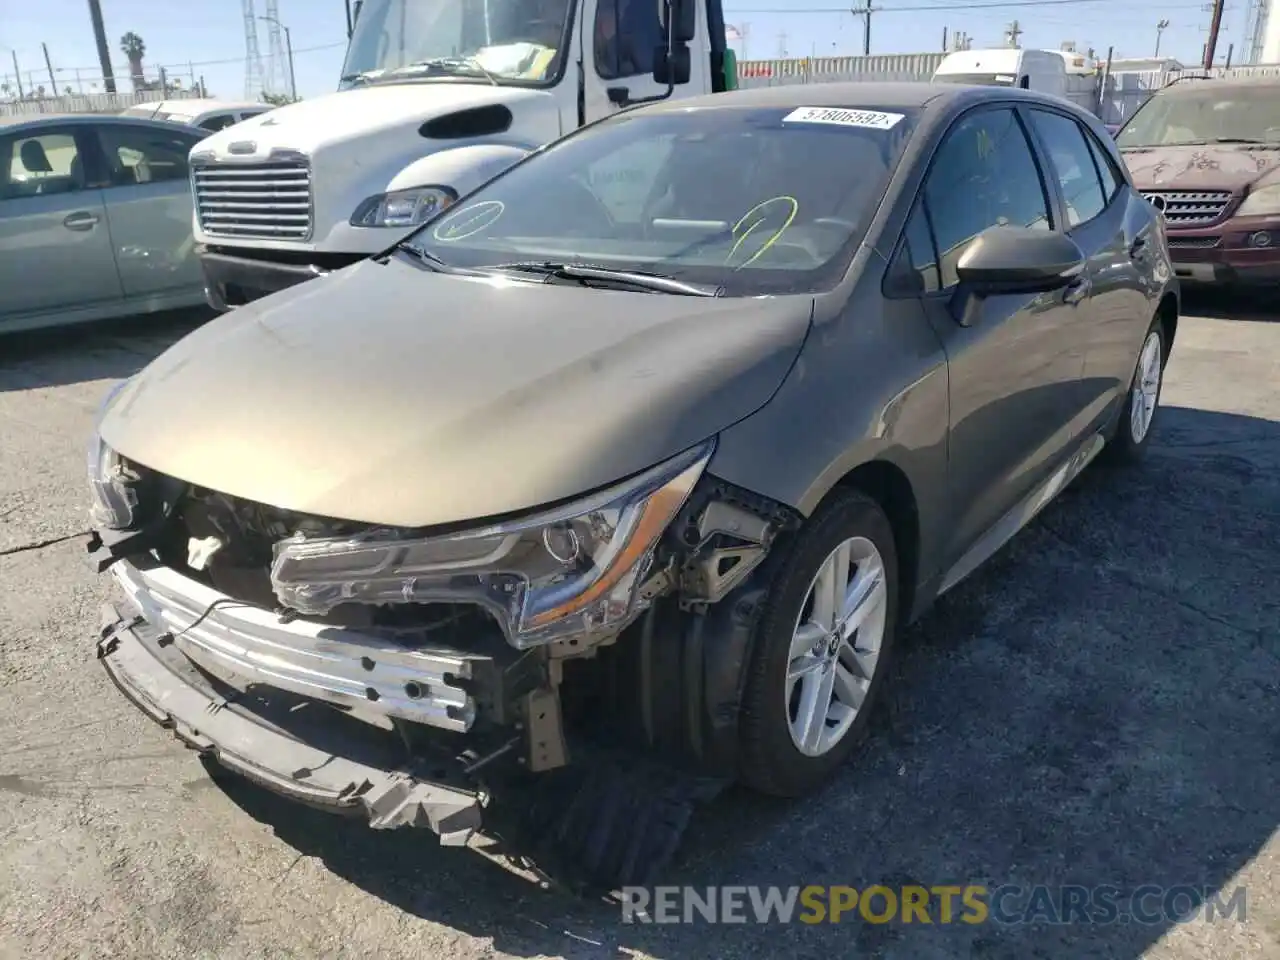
left=739, top=489, right=899, bottom=798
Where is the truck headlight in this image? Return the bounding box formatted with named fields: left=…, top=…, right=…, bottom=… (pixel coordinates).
left=269, top=441, right=714, bottom=647
left=350, top=186, right=457, bottom=228
left=1236, top=183, right=1280, bottom=218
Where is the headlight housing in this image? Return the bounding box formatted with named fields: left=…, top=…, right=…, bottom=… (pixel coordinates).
left=350, top=186, right=457, bottom=228
left=269, top=441, right=714, bottom=648
left=1236, top=183, right=1280, bottom=218
left=87, top=379, right=139, bottom=529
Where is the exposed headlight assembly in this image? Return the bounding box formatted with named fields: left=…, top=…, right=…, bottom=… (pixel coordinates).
left=270, top=441, right=714, bottom=648
left=350, top=186, right=457, bottom=228
left=86, top=378, right=139, bottom=529
left=1236, top=183, right=1280, bottom=218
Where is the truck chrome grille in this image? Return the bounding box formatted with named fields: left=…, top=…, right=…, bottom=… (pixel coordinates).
left=192, top=159, right=313, bottom=241
left=1139, top=190, right=1232, bottom=228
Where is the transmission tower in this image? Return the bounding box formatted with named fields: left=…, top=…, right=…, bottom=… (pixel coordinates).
left=242, top=0, right=266, bottom=100
left=263, top=0, right=289, bottom=97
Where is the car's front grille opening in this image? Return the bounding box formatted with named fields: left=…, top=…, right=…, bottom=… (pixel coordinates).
left=193, top=160, right=313, bottom=241
left=1167, top=235, right=1221, bottom=249
left=1141, top=190, right=1233, bottom=228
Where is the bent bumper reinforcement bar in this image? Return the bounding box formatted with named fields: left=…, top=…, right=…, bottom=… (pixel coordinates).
left=97, top=603, right=484, bottom=842
left=111, top=559, right=478, bottom=732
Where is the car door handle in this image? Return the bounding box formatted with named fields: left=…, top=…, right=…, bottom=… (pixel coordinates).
left=1062, top=276, right=1090, bottom=305
left=63, top=211, right=100, bottom=231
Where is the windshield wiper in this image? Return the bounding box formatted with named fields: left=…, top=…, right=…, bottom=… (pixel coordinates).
left=394, top=57, right=499, bottom=85
left=491, top=261, right=722, bottom=297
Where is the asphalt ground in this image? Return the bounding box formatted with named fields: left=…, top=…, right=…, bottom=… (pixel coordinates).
left=0, top=291, right=1276, bottom=960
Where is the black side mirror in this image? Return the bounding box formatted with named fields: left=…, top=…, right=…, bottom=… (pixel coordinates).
left=660, top=0, right=696, bottom=44
left=955, top=225, right=1086, bottom=295
left=653, top=44, right=691, bottom=85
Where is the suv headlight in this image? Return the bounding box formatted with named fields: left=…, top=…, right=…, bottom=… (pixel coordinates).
left=1236, top=183, right=1280, bottom=218
left=269, top=441, right=714, bottom=647
left=350, top=186, right=457, bottom=228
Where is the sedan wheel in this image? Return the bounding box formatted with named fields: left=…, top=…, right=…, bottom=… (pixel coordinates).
left=1129, top=330, right=1162, bottom=445
left=739, top=488, right=899, bottom=798
left=1103, top=317, right=1166, bottom=465
left=786, top=536, right=888, bottom=758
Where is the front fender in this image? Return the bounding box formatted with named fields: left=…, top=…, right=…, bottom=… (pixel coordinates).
left=387, top=143, right=536, bottom=200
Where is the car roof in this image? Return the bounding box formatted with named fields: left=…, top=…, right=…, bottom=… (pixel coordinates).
left=0, top=112, right=202, bottom=134
left=637, top=81, right=1091, bottom=118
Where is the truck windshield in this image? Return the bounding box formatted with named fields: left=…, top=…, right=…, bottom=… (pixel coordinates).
left=401, top=105, right=921, bottom=296
left=1116, top=85, right=1280, bottom=147
left=933, top=73, right=1017, bottom=86
left=342, top=0, right=574, bottom=87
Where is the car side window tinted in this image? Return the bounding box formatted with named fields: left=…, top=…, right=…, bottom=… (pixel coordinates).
left=1084, top=130, right=1121, bottom=203
left=98, top=125, right=196, bottom=187
left=1027, top=109, right=1107, bottom=228
left=923, top=107, right=1051, bottom=289
left=889, top=199, right=941, bottom=296
left=1, top=131, right=85, bottom=199
left=595, top=0, right=662, bottom=79
left=199, top=114, right=237, bottom=132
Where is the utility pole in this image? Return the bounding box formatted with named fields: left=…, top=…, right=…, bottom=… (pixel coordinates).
left=942, top=26, right=948, bottom=51
left=11, top=50, right=24, bottom=98
left=86, top=0, right=117, bottom=93
left=1204, top=0, right=1225, bottom=68
left=776, top=30, right=788, bottom=58
left=41, top=43, right=57, bottom=95
left=1155, top=18, right=1170, bottom=57
left=852, top=4, right=877, bottom=56
left=260, top=14, right=297, bottom=100
left=1005, top=20, right=1023, bottom=47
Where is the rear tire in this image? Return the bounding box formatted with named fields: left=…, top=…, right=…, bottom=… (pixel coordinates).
left=1102, top=317, right=1166, bottom=466
left=738, top=489, right=898, bottom=798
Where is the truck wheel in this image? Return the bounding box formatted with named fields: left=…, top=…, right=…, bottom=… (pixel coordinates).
left=738, top=488, right=898, bottom=798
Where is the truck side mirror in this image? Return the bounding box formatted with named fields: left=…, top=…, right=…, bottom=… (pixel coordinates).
left=653, top=44, right=691, bottom=86
left=660, top=0, right=696, bottom=44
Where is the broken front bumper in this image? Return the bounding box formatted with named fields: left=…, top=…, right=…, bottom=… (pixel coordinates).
left=97, top=603, right=485, bottom=841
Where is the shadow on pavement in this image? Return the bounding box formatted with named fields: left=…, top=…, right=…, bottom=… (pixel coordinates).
left=0, top=308, right=211, bottom=393
left=1181, top=287, right=1278, bottom=323
left=205, top=403, right=1280, bottom=958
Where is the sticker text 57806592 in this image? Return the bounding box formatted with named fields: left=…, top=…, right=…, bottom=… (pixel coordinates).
left=781, top=107, right=905, bottom=130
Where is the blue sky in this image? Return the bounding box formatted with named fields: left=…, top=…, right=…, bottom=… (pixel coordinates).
left=0, top=0, right=1258, bottom=100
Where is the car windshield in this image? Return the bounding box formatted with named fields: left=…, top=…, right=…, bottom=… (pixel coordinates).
left=341, top=0, right=573, bottom=87
left=1116, top=84, right=1280, bottom=147
left=402, top=105, right=919, bottom=296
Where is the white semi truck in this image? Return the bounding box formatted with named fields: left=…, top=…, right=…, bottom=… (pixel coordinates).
left=188, top=0, right=736, bottom=310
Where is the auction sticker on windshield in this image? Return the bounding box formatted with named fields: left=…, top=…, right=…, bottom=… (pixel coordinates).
left=781, top=107, right=905, bottom=129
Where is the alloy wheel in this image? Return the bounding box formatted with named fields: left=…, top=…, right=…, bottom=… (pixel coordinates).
left=785, top=536, right=889, bottom=758
left=1130, top=330, right=1163, bottom=444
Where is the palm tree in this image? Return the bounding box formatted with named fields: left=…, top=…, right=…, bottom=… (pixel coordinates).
left=120, top=32, right=146, bottom=90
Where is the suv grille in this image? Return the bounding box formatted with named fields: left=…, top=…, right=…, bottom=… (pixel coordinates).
left=1139, top=190, right=1232, bottom=228
left=192, top=160, right=312, bottom=240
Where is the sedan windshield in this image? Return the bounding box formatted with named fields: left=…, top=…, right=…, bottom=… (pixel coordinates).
left=403, top=105, right=920, bottom=296
left=1117, top=85, right=1280, bottom=147
left=342, top=0, right=573, bottom=86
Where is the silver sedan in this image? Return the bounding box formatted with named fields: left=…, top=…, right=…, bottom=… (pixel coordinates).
left=0, top=113, right=208, bottom=333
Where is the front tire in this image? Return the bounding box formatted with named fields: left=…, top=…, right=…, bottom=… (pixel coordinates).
left=738, top=488, right=899, bottom=798
left=1102, top=319, right=1166, bottom=465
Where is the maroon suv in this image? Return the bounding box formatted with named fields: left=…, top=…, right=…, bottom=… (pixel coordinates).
left=1116, top=77, right=1280, bottom=289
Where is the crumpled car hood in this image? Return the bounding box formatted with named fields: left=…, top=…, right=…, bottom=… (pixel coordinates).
left=99, top=257, right=812, bottom=528
left=1121, top=144, right=1280, bottom=190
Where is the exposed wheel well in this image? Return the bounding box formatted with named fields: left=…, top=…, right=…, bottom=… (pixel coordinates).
left=833, top=461, right=921, bottom=624
left=1157, top=292, right=1178, bottom=357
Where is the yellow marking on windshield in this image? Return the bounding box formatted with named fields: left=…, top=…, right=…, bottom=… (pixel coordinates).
left=728, top=196, right=799, bottom=269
